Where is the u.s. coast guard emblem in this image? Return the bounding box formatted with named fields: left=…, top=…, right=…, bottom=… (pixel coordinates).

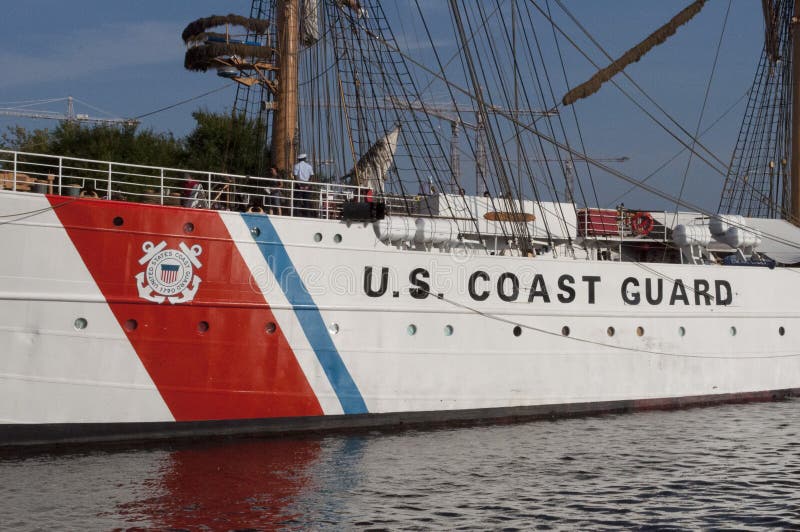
left=135, top=241, right=203, bottom=304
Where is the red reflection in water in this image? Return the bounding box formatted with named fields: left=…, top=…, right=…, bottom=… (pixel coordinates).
left=118, top=439, right=321, bottom=529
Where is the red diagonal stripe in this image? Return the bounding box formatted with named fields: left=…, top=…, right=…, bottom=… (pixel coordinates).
left=50, top=196, right=323, bottom=421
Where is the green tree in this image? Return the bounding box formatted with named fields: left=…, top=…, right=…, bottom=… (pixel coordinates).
left=46, top=122, right=184, bottom=167
left=1, top=125, right=51, bottom=152
left=183, top=109, right=268, bottom=176
left=1, top=110, right=269, bottom=181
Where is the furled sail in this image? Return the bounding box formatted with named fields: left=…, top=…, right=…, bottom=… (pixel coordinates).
left=349, top=126, right=400, bottom=193
left=337, top=0, right=367, bottom=18
left=301, top=0, right=321, bottom=46
left=182, top=14, right=272, bottom=73
left=181, top=14, right=270, bottom=43
left=562, top=0, right=707, bottom=106
left=762, top=0, right=780, bottom=63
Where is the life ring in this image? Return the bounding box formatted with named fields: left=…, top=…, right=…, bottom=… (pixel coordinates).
left=630, top=211, right=654, bottom=236
left=247, top=206, right=264, bottom=213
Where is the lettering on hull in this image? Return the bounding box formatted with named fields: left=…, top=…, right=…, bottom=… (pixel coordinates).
left=364, top=267, right=734, bottom=306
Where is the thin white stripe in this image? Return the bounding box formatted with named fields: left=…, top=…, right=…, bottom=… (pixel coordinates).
left=220, top=212, right=344, bottom=415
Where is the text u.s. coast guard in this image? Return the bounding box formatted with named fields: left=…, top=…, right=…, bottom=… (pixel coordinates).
left=363, top=266, right=733, bottom=306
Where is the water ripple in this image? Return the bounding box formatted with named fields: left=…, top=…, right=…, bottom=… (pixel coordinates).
left=2, top=400, right=800, bottom=529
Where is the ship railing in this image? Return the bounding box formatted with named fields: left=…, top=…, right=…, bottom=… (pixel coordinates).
left=0, top=149, right=416, bottom=220
left=576, top=207, right=670, bottom=243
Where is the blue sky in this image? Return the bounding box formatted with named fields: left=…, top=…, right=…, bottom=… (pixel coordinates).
left=0, top=1, right=766, bottom=210
left=0, top=0, right=244, bottom=134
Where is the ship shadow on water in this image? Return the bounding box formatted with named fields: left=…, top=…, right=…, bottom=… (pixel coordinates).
left=1, top=385, right=797, bottom=459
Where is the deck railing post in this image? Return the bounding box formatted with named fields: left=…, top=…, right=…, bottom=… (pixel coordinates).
left=107, top=162, right=113, bottom=199
left=584, top=210, right=588, bottom=238
left=58, top=157, right=63, bottom=195
left=289, top=181, right=295, bottom=217
left=325, top=183, right=331, bottom=219
left=207, top=173, right=213, bottom=209
left=12, top=151, right=17, bottom=192
left=160, top=168, right=165, bottom=205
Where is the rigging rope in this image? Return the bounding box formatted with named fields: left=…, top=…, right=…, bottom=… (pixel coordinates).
left=546, top=0, right=729, bottom=176
left=420, top=285, right=800, bottom=361
left=351, top=5, right=800, bottom=251
left=545, top=0, right=601, bottom=213
left=719, top=0, right=795, bottom=220
left=133, top=84, right=232, bottom=120
left=610, top=87, right=751, bottom=207
left=450, top=0, right=535, bottom=255
left=671, top=0, right=732, bottom=232
left=562, top=0, right=708, bottom=106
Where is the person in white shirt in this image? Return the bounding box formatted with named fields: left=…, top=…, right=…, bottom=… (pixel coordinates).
left=293, top=153, right=314, bottom=182
left=292, top=153, right=315, bottom=217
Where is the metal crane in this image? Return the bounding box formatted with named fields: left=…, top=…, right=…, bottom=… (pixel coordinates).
left=0, top=96, right=138, bottom=126
left=532, top=156, right=630, bottom=203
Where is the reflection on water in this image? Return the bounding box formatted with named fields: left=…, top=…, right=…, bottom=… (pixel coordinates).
left=116, top=439, right=323, bottom=529
left=2, top=400, right=800, bottom=529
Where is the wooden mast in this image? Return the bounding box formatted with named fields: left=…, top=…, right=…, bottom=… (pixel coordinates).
left=271, top=0, right=299, bottom=173
left=791, top=0, right=800, bottom=224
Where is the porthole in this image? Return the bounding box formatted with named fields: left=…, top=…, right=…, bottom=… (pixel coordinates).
left=197, top=321, right=209, bottom=333
left=636, top=326, right=645, bottom=337
left=779, top=326, right=786, bottom=336
left=251, top=226, right=261, bottom=237
left=265, top=322, right=277, bottom=334
left=407, top=324, right=417, bottom=336
left=561, top=326, right=570, bottom=337
left=313, top=232, right=322, bottom=242
left=513, top=325, right=522, bottom=337
left=730, top=326, right=737, bottom=336
left=444, top=324, right=454, bottom=336
left=328, top=323, right=340, bottom=335
left=607, top=326, right=615, bottom=337
left=124, top=319, right=138, bottom=332
left=678, top=326, right=686, bottom=337
left=183, top=222, right=195, bottom=234
left=333, top=234, right=342, bottom=243
left=112, top=216, right=124, bottom=227
left=74, top=317, right=88, bottom=330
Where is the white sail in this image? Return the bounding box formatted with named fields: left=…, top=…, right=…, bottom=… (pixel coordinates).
left=350, top=125, right=400, bottom=194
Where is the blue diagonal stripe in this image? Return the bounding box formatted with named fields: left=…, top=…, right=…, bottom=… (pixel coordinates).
left=242, top=213, right=368, bottom=414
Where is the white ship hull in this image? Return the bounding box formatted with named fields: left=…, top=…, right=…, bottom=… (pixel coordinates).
left=2, top=189, right=799, bottom=446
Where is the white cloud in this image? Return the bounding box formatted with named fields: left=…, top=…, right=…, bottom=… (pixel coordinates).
left=0, top=21, right=185, bottom=89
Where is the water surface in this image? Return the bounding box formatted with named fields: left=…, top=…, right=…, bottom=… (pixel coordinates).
left=2, top=400, right=799, bottom=529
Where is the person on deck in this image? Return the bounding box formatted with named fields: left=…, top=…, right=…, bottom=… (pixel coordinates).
left=293, top=153, right=314, bottom=217
left=183, top=174, right=203, bottom=208
left=79, top=181, right=99, bottom=198
left=264, top=166, right=283, bottom=215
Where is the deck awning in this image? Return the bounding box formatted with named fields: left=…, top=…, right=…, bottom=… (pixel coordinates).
left=746, top=218, right=800, bottom=265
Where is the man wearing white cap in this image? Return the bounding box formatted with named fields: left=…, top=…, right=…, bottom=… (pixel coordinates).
left=292, top=153, right=314, bottom=216
left=293, top=153, right=314, bottom=182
